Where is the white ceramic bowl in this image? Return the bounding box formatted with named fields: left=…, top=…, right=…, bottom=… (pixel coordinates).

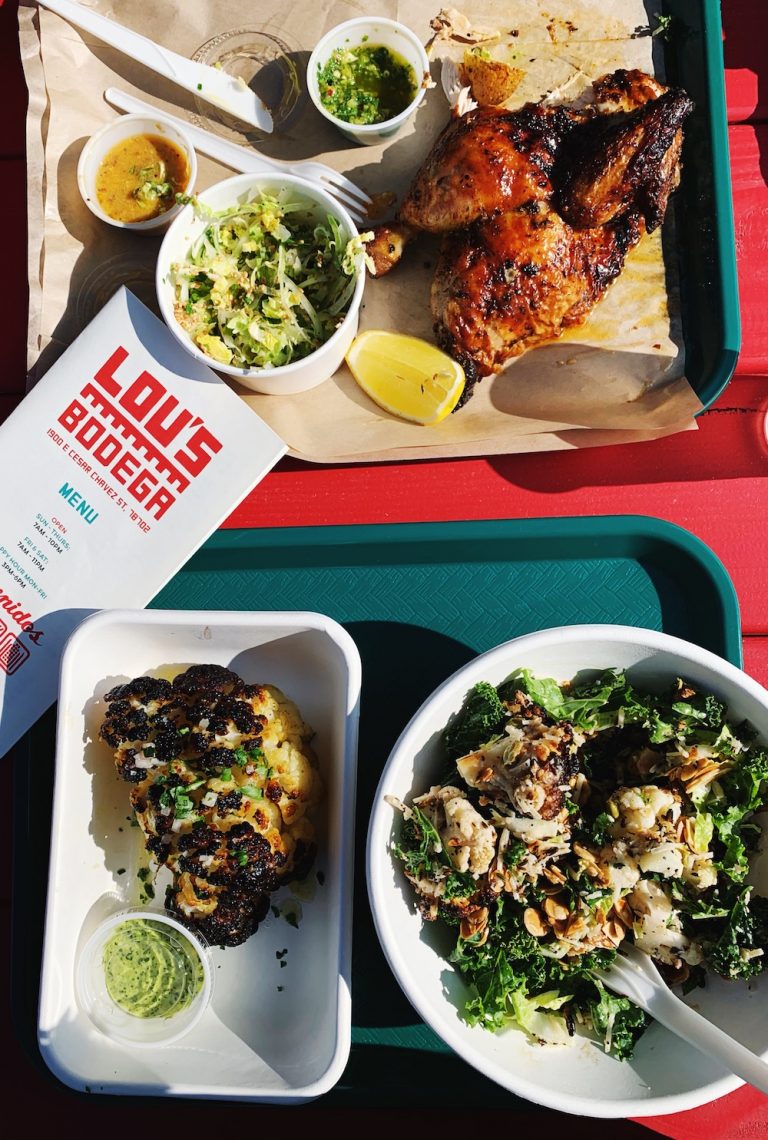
left=39, top=608, right=361, bottom=1102
left=77, top=113, right=197, bottom=234
left=156, top=172, right=365, bottom=394
left=367, top=624, right=768, bottom=1118
left=75, top=907, right=213, bottom=1048
left=307, top=17, right=430, bottom=146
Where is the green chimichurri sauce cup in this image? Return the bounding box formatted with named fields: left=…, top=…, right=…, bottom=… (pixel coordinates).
left=317, top=44, right=417, bottom=126
left=76, top=908, right=213, bottom=1047
left=308, top=17, right=430, bottom=146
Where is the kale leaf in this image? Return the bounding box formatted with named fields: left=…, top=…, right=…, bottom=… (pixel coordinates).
left=392, top=804, right=449, bottom=879
left=590, top=811, right=614, bottom=846
left=503, top=838, right=527, bottom=868
left=589, top=984, right=649, bottom=1061
left=707, top=751, right=768, bottom=879
left=461, top=945, right=528, bottom=1030
left=706, top=889, right=768, bottom=980
left=511, top=668, right=651, bottom=734
left=443, top=681, right=507, bottom=760
left=443, top=871, right=477, bottom=901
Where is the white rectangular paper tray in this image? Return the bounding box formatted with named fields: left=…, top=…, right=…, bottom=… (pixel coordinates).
left=38, top=608, right=361, bottom=1101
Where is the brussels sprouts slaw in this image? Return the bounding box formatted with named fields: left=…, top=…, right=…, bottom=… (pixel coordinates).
left=389, top=668, right=768, bottom=1060
left=170, top=190, right=369, bottom=370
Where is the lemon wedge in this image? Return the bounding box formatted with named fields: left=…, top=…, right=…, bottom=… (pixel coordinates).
left=346, top=330, right=465, bottom=425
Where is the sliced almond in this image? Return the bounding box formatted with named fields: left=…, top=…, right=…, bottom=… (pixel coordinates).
left=460, top=906, right=489, bottom=942
left=572, top=773, right=591, bottom=805
left=503, top=870, right=518, bottom=892
left=573, top=842, right=597, bottom=864
left=523, top=907, right=549, bottom=938
left=670, top=757, right=726, bottom=787
left=612, top=896, right=634, bottom=928
left=686, top=767, right=723, bottom=795
left=544, top=895, right=570, bottom=923
left=602, top=920, right=626, bottom=946
left=564, top=913, right=588, bottom=940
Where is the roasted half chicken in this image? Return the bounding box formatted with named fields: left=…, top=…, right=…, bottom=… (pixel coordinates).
left=366, top=69, right=693, bottom=404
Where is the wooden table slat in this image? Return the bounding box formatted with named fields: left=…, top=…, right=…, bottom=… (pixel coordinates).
left=723, top=0, right=768, bottom=123
left=730, top=124, right=768, bottom=374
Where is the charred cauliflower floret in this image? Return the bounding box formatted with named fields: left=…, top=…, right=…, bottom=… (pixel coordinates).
left=100, top=677, right=174, bottom=743
left=171, top=663, right=241, bottom=696
left=99, top=677, right=184, bottom=782
left=457, top=692, right=581, bottom=823
left=387, top=786, right=500, bottom=941
left=414, top=785, right=497, bottom=876
left=627, top=879, right=704, bottom=968
left=100, top=664, right=321, bottom=947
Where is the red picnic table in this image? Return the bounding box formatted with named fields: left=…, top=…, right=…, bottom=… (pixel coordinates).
left=1, top=1, right=767, bottom=1135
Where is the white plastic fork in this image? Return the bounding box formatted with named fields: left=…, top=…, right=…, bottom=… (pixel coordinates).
left=104, top=87, right=373, bottom=227
left=595, top=942, right=768, bottom=1094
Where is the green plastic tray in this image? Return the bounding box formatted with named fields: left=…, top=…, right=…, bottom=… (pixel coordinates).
left=12, top=514, right=741, bottom=1106
left=663, top=0, right=741, bottom=406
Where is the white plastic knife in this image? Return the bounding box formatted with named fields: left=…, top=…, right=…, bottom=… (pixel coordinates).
left=37, top=0, right=273, bottom=133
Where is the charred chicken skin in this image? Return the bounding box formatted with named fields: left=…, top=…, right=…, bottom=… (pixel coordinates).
left=366, top=69, right=693, bottom=404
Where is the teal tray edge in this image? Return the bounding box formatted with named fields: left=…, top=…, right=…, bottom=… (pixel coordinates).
left=197, top=513, right=742, bottom=667
left=695, top=0, right=741, bottom=406
left=663, top=0, right=741, bottom=409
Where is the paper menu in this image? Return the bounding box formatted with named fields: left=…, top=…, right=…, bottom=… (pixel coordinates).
left=0, top=287, right=287, bottom=758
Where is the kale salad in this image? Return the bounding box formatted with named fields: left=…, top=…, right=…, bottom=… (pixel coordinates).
left=388, top=669, right=768, bottom=1059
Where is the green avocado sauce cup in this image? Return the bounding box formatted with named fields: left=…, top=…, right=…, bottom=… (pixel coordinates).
left=75, top=907, right=213, bottom=1048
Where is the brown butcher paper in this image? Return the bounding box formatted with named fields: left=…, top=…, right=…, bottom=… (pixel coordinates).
left=20, top=0, right=702, bottom=462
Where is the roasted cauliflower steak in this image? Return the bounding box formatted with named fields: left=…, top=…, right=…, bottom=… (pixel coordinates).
left=100, top=663, right=320, bottom=946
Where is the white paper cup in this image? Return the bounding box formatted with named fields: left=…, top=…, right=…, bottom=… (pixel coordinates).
left=307, top=18, right=430, bottom=146
left=156, top=171, right=365, bottom=394
left=77, top=113, right=197, bottom=234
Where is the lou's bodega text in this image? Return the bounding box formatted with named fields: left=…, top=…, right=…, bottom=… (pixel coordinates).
left=54, top=346, right=224, bottom=522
